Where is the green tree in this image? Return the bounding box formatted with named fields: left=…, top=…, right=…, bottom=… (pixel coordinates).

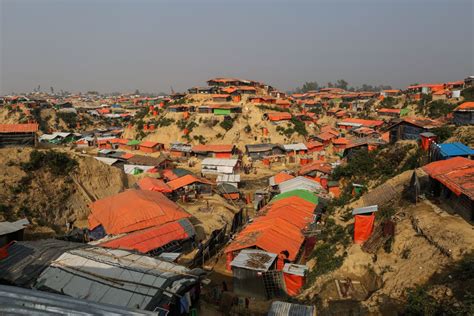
left=335, top=79, right=349, bottom=90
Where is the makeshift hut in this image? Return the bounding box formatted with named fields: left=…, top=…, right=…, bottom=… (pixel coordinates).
left=423, top=157, right=474, bottom=222
left=201, top=158, right=239, bottom=175
left=230, top=249, right=278, bottom=299
left=453, top=102, right=474, bottom=125
left=352, top=205, right=378, bottom=244
left=0, top=123, right=38, bottom=147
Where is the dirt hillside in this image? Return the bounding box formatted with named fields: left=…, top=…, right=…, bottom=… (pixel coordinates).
left=0, top=147, right=129, bottom=236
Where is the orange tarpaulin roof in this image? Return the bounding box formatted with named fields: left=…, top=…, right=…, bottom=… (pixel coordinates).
left=378, top=108, right=401, bottom=114
left=0, top=123, right=38, bottom=133
left=137, top=177, right=172, bottom=193
left=266, top=112, right=292, bottom=121
left=423, top=157, right=474, bottom=199
left=455, top=102, right=474, bottom=111
left=299, top=160, right=332, bottom=175
left=139, top=141, right=160, bottom=148
left=305, top=141, right=323, bottom=149
left=332, top=137, right=349, bottom=145
left=99, top=219, right=192, bottom=253
left=88, top=189, right=190, bottom=234
left=272, top=172, right=295, bottom=185
left=166, top=174, right=212, bottom=190
left=225, top=217, right=304, bottom=261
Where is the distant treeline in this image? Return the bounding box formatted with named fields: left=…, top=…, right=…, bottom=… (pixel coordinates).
left=291, top=80, right=392, bottom=93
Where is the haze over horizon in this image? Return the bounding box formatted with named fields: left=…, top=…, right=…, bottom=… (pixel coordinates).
left=1, top=0, right=473, bottom=95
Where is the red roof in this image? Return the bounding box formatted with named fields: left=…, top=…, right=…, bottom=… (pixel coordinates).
left=378, top=108, right=401, bottom=114
left=225, top=217, right=304, bottom=261
left=166, top=174, right=212, bottom=190
left=0, top=123, right=38, bottom=133
left=455, top=102, right=474, bottom=111
left=139, top=141, right=160, bottom=148
left=402, top=117, right=443, bottom=129
left=212, top=94, right=230, bottom=98
left=305, top=141, right=323, bottom=149
left=266, top=112, right=292, bottom=121
left=423, top=157, right=474, bottom=199
left=88, top=189, right=190, bottom=235
left=162, top=169, right=179, bottom=181
left=320, top=126, right=339, bottom=136
left=121, top=153, right=135, bottom=160
left=99, top=219, right=192, bottom=253
left=115, top=138, right=129, bottom=145
left=332, top=137, right=349, bottom=145
left=192, top=144, right=234, bottom=153
left=271, top=172, right=295, bottom=185
left=138, top=177, right=172, bottom=193
left=316, top=131, right=338, bottom=141
left=299, top=160, right=332, bottom=175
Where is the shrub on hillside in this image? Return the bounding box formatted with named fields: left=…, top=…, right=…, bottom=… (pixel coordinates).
left=21, top=150, right=78, bottom=176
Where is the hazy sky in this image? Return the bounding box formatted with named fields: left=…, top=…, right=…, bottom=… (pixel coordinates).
left=1, top=0, right=473, bottom=94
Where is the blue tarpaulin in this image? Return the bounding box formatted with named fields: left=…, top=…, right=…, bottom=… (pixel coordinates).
left=438, top=142, right=474, bottom=158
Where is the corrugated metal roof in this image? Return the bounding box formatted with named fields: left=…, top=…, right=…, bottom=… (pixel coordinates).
left=438, top=142, right=474, bottom=158
left=0, top=240, right=85, bottom=288
left=0, top=284, right=154, bottom=315
left=352, top=205, right=378, bottom=215
left=202, top=158, right=238, bottom=166
left=36, top=246, right=199, bottom=311
left=278, top=176, right=323, bottom=193
left=282, top=143, right=307, bottom=151
left=230, top=249, right=277, bottom=272
left=94, top=156, right=119, bottom=166
left=0, top=218, right=29, bottom=235
left=268, top=301, right=316, bottom=316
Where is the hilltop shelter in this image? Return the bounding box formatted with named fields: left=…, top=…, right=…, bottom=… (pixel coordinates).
left=423, top=157, right=474, bottom=222
left=453, top=102, right=474, bottom=125
left=88, top=189, right=191, bottom=235
left=352, top=205, right=378, bottom=244
left=387, top=117, right=442, bottom=143
left=0, top=123, right=38, bottom=147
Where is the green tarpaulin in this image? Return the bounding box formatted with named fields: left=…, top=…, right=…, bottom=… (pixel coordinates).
left=214, top=109, right=231, bottom=115
left=400, top=108, right=409, bottom=116
left=127, top=140, right=140, bottom=146
left=271, top=189, right=318, bottom=205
